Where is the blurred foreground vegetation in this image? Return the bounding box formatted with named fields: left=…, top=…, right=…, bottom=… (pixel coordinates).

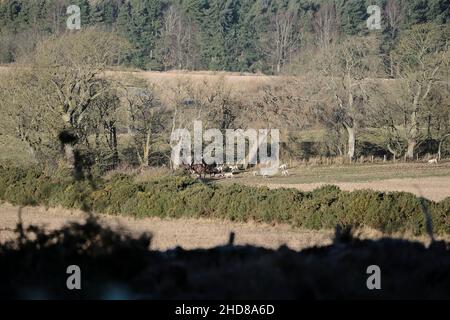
left=1, top=214, right=450, bottom=299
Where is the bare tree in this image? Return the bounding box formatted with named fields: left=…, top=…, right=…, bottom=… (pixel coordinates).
left=313, top=2, right=339, bottom=49
left=0, top=67, right=62, bottom=163
left=385, top=0, right=402, bottom=39
left=160, top=77, right=239, bottom=167
left=367, top=80, right=409, bottom=159
left=268, top=9, right=299, bottom=74
left=0, top=28, right=131, bottom=167
left=428, top=87, right=450, bottom=160
left=391, top=24, right=450, bottom=159
left=157, top=5, right=200, bottom=71
left=314, top=36, right=381, bottom=160
left=86, top=85, right=122, bottom=167
left=31, top=29, right=128, bottom=128
left=29, top=29, right=130, bottom=165
left=124, top=82, right=168, bottom=167
left=384, top=0, right=403, bottom=77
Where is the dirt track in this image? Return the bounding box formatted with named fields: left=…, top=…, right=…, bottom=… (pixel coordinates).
left=257, top=176, right=450, bottom=202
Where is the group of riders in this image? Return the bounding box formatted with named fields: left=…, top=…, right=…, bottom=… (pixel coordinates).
left=181, top=159, right=289, bottom=179
left=181, top=159, right=235, bottom=178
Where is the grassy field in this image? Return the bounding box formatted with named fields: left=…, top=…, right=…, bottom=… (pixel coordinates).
left=217, top=161, right=450, bottom=201
left=219, top=161, right=450, bottom=184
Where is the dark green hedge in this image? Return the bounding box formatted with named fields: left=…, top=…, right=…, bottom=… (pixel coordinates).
left=0, top=166, right=448, bottom=235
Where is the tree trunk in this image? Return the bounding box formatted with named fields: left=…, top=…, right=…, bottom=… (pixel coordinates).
left=64, top=145, right=75, bottom=168
left=26, top=143, right=36, bottom=162
left=389, top=53, right=395, bottom=78
left=142, top=129, right=151, bottom=168
left=61, top=114, right=76, bottom=167
left=406, top=109, right=419, bottom=160
left=406, top=139, right=417, bottom=160
left=387, top=143, right=398, bottom=158
left=344, top=124, right=356, bottom=160
left=112, top=126, right=119, bottom=167
left=438, top=134, right=450, bottom=161
left=438, top=143, right=442, bottom=161
left=94, top=131, right=100, bottom=149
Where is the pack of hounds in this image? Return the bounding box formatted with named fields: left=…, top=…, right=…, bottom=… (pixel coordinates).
left=182, top=160, right=289, bottom=179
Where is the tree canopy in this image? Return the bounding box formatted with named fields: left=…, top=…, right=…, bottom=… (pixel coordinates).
left=1, top=0, right=448, bottom=73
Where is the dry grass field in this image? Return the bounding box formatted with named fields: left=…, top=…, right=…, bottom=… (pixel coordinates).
left=0, top=203, right=332, bottom=250
left=0, top=64, right=293, bottom=99
left=1, top=203, right=448, bottom=251
left=106, top=69, right=276, bottom=89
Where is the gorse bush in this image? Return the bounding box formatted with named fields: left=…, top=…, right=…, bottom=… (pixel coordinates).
left=0, top=166, right=97, bottom=210
left=0, top=166, right=448, bottom=235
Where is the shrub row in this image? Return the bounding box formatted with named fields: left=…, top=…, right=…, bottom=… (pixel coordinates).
left=0, top=166, right=448, bottom=235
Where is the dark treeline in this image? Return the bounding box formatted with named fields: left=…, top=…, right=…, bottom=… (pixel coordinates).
left=1, top=0, right=449, bottom=73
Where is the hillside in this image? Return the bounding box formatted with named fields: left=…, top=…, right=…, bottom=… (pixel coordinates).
left=1, top=0, right=449, bottom=73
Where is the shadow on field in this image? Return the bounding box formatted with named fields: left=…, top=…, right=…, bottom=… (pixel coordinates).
left=0, top=216, right=449, bottom=300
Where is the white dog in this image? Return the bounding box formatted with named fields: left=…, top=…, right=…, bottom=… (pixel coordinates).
left=428, top=159, right=438, bottom=165
left=279, top=164, right=288, bottom=170
left=224, top=172, right=234, bottom=179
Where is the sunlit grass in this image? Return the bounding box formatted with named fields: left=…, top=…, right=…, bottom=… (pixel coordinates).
left=218, top=161, right=450, bottom=185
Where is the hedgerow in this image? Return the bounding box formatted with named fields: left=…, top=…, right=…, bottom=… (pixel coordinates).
left=0, top=165, right=448, bottom=235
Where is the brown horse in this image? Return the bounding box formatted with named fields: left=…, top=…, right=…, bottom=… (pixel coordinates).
left=183, top=160, right=218, bottom=178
